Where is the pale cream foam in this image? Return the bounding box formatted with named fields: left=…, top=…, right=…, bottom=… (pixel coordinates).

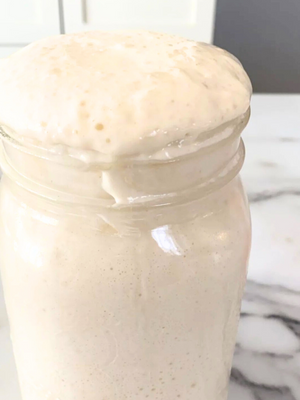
left=0, top=31, right=251, bottom=160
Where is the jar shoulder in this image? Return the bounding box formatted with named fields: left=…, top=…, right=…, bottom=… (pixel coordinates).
left=0, top=175, right=251, bottom=273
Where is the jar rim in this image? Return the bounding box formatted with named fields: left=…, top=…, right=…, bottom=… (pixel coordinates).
left=0, top=111, right=249, bottom=209
left=0, top=109, right=250, bottom=167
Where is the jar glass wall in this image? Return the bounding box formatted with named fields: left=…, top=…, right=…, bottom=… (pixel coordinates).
left=0, top=125, right=251, bottom=400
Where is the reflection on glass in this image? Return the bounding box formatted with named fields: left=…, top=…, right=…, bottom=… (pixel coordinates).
left=151, top=225, right=182, bottom=256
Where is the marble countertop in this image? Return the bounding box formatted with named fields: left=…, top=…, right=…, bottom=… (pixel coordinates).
left=229, top=94, right=300, bottom=400
left=1, top=94, right=300, bottom=399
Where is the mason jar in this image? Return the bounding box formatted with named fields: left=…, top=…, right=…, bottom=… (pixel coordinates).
left=0, top=109, right=251, bottom=400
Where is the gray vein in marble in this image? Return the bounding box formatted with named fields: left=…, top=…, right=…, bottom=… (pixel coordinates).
left=229, top=281, right=300, bottom=400
left=231, top=367, right=297, bottom=400
left=249, top=190, right=300, bottom=203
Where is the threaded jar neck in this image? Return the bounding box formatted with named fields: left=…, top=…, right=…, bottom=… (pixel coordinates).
left=0, top=110, right=249, bottom=209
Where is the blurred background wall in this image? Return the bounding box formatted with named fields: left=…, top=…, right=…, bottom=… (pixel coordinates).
left=214, top=0, right=300, bottom=93
left=0, top=0, right=299, bottom=93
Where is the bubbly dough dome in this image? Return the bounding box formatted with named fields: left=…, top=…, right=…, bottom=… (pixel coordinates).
left=0, top=31, right=251, bottom=159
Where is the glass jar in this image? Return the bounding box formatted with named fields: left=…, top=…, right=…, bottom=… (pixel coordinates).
left=0, top=112, right=251, bottom=400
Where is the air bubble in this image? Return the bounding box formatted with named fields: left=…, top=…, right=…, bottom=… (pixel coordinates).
left=95, top=123, right=104, bottom=130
